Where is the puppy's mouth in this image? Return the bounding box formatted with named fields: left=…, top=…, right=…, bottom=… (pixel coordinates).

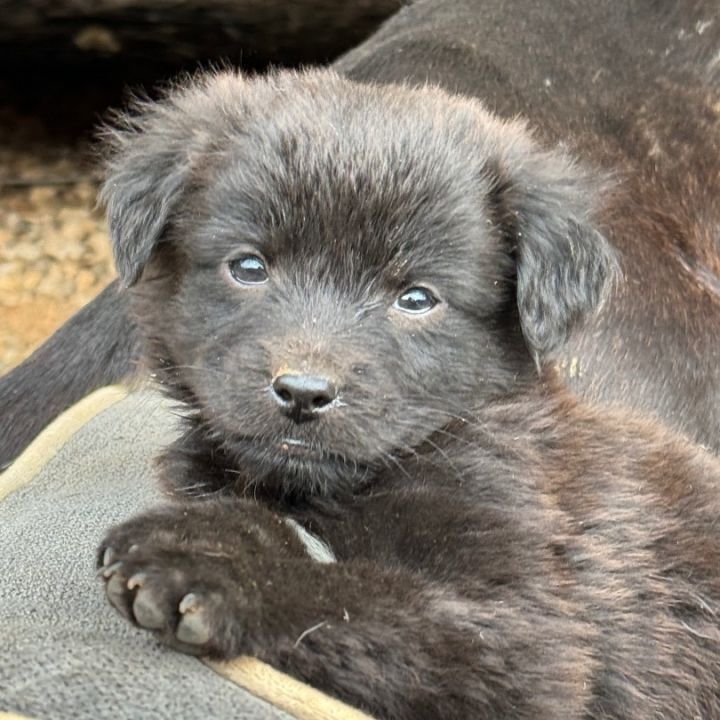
left=228, top=434, right=370, bottom=481
left=278, top=437, right=322, bottom=459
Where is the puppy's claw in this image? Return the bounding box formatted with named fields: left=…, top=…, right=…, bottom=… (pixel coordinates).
left=101, top=561, right=123, bottom=579
left=102, top=547, right=116, bottom=567
left=127, top=572, right=147, bottom=591
left=179, top=592, right=200, bottom=614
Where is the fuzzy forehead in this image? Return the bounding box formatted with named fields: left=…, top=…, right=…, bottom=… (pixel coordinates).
left=203, top=68, right=496, bottom=202
left=179, top=70, right=508, bottom=287
left=185, top=68, right=500, bottom=153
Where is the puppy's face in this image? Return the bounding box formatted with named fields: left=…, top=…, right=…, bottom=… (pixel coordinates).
left=162, top=117, right=513, bottom=491
left=103, top=70, right=617, bottom=495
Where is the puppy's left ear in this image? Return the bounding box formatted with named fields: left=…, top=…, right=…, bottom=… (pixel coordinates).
left=485, top=122, right=619, bottom=364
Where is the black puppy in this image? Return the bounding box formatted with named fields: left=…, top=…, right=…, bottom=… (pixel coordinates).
left=97, top=70, right=720, bottom=719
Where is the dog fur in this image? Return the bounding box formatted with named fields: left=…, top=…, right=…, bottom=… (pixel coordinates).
left=94, top=68, right=720, bottom=719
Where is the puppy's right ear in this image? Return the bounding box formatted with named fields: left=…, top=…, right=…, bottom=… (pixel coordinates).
left=100, top=94, right=197, bottom=286
left=99, top=77, right=229, bottom=287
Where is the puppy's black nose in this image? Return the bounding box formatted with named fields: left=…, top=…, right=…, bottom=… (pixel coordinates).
left=272, top=374, right=338, bottom=421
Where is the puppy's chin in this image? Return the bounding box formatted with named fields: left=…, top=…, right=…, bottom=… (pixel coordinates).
left=229, top=436, right=374, bottom=499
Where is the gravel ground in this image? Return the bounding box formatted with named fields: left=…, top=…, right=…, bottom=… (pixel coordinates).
left=0, top=108, right=115, bottom=373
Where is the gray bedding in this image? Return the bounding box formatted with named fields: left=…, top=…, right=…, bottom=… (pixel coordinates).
left=0, top=390, right=295, bottom=720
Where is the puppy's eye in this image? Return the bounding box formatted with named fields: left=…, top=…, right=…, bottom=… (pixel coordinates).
left=228, top=254, right=268, bottom=285
left=394, top=287, right=439, bottom=314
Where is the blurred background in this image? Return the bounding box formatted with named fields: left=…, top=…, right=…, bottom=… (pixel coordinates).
left=0, top=0, right=399, bottom=372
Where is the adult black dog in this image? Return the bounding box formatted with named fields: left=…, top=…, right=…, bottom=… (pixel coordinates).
left=1, top=0, right=719, bottom=470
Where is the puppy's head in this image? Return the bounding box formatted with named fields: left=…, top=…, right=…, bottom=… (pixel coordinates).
left=102, top=69, right=617, bottom=495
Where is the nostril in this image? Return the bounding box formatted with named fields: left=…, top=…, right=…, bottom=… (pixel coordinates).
left=311, top=394, right=332, bottom=409
left=276, top=388, right=293, bottom=404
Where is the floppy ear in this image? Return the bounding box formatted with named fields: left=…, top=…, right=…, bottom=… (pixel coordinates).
left=485, top=123, right=619, bottom=364
left=99, top=73, right=243, bottom=287
left=100, top=101, right=192, bottom=287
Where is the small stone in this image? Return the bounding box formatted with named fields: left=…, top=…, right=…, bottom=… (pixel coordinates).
left=74, top=182, right=98, bottom=204
left=88, top=230, right=110, bottom=255
left=6, top=241, right=43, bottom=262
left=0, top=273, right=23, bottom=295
left=35, top=263, right=63, bottom=295
left=3, top=212, right=24, bottom=233
left=45, top=232, right=84, bottom=261
left=28, top=186, right=57, bottom=207
left=75, top=268, right=96, bottom=292
left=22, top=270, right=42, bottom=291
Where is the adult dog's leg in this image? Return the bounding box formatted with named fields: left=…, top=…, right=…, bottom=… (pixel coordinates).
left=0, top=280, right=142, bottom=469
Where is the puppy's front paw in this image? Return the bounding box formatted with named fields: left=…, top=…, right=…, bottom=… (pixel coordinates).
left=98, top=523, right=252, bottom=658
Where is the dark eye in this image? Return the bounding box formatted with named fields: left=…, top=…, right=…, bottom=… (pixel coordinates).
left=228, top=254, right=268, bottom=285
left=394, top=287, right=439, bottom=314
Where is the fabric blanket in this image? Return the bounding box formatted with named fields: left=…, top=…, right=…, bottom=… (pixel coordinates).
left=0, top=387, right=373, bottom=720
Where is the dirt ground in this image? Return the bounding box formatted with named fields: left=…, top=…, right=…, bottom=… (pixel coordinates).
left=0, top=108, right=115, bottom=373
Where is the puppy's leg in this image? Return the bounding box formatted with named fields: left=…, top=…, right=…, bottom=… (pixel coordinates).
left=0, top=280, right=142, bottom=469
left=98, top=499, right=592, bottom=720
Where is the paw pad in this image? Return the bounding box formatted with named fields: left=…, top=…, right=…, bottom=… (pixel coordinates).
left=177, top=594, right=212, bottom=645
left=98, top=546, right=217, bottom=649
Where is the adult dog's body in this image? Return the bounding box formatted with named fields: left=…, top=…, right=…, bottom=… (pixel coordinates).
left=1, top=0, right=719, bottom=468
left=339, top=0, right=720, bottom=449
